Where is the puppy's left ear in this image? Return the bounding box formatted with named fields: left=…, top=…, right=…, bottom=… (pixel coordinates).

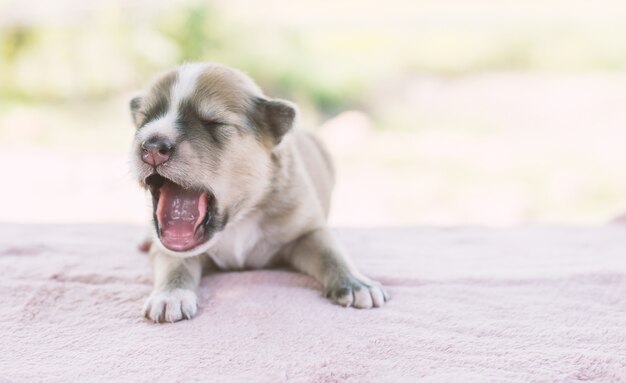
left=129, top=94, right=144, bottom=128
left=254, top=98, right=297, bottom=145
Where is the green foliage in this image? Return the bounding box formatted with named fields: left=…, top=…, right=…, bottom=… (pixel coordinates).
left=3, top=2, right=626, bottom=117
left=158, top=4, right=222, bottom=62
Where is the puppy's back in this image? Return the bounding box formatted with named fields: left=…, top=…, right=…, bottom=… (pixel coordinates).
left=293, top=130, right=335, bottom=219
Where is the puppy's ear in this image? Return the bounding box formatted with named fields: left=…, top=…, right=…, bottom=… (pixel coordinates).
left=254, top=98, right=297, bottom=145
left=129, top=94, right=144, bottom=128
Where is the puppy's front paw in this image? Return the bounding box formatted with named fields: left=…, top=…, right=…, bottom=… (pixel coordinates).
left=143, top=288, right=197, bottom=323
left=325, top=275, right=389, bottom=309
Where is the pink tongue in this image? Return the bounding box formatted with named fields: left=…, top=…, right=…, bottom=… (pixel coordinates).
left=156, top=181, right=208, bottom=251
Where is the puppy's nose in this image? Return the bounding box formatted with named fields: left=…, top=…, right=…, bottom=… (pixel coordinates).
left=141, top=137, right=173, bottom=166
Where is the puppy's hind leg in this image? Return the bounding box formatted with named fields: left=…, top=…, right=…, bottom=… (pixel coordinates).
left=143, top=247, right=204, bottom=323
left=283, top=228, right=389, bottom=309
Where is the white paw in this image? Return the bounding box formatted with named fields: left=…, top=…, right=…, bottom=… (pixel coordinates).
left=325, top=275, right=389, bottom=309
left=142, top=288, right=198, bottom=323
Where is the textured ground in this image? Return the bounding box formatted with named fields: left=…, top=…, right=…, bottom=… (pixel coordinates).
left=1, top=224, right=625, bottom=382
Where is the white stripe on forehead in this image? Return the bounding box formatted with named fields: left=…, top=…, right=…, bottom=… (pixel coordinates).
left=171, top=63, right=206, bottom=109
left=137, top=64, right=206, bottom=143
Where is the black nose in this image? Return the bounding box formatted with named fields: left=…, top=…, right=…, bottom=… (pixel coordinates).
left=141, top=137, right=173, bottom=166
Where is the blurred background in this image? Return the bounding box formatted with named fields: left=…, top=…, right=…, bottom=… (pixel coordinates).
left=1, top=0, right=626, bottom=227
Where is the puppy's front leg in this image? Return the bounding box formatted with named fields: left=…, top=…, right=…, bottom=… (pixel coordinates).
left=143, top=247, right=203, bottom=323
left=285, top=229, right=389, bottom=309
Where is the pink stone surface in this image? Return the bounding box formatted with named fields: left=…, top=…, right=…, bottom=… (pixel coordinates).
left=1, top=224, right=625, bottom=382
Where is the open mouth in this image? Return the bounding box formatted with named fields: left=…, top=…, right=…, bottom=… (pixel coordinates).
left=145, top=174, right=215, bottom=252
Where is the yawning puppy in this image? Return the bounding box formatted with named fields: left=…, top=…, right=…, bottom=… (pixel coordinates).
left=130, top=63, right=388, bottom=322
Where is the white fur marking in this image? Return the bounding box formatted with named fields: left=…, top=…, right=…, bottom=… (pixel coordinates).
left=233, top=218, right=261, bottom=267
left=143, top=288, right=198, bottom=322
left=171, top=63, right=205, bottom=109
left=211, top=214, right=262, bottom=269
left=136, top=112, right=178, bottom=143
left=137, top=63, right=206, bottom=144
left=209, top=212, right=281, bottom=270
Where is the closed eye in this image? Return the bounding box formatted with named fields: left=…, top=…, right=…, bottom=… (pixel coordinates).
left=200, top=119, right=224, bottom=128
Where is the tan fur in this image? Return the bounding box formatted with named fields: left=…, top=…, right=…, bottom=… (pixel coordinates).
left=131, top=63, right=388, bottom=323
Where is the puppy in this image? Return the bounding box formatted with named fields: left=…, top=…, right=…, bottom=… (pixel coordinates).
left=130, top=63, right=388, bottom=323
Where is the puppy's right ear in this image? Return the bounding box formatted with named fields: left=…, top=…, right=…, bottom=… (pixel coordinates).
left=129, top=94, right=144, bottom=128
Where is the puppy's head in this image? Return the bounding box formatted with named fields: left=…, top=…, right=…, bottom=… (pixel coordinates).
left=129, top=63, right=296, bottom=257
